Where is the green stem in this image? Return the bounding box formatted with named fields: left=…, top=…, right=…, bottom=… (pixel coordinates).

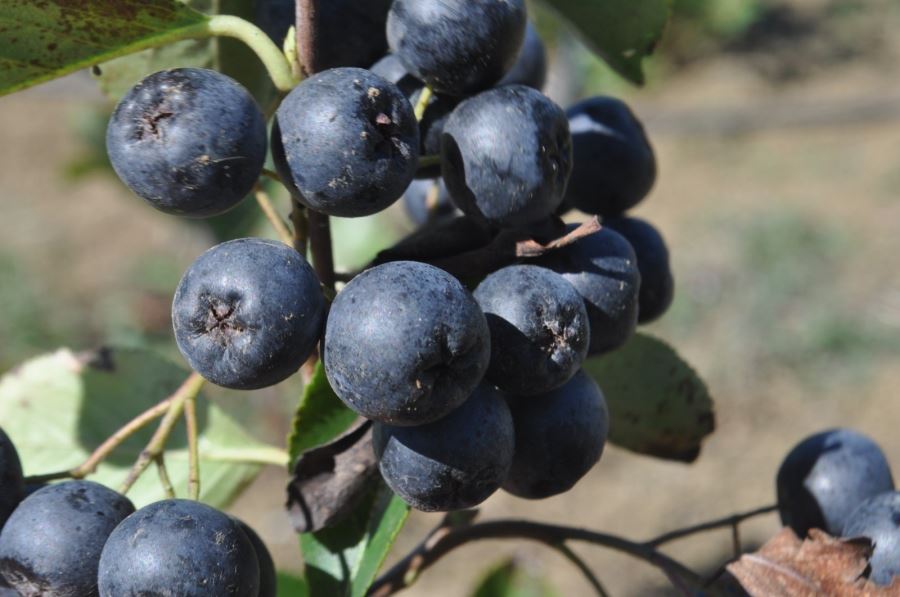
left=414, top=87, right=434, bottom=121
left=206, top=15, right=298, bottom=91
left=418, top=155, right=441, bottom=170
left=155, top=454, right=176, bottom=499
left=184, top=392, right=200, bottom=501
left=200, top=446, right=290, bottom=467
left=118, top=373, right=206, bottom=495
left=130, top=15, right=298, bottom=92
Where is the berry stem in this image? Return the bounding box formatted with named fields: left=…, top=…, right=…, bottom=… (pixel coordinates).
left=118, top=372, right=206, bottom=496
left=184, top=392, right=201, bottom=501
left=24, top=395, right=175, bottom=484
left=155, top=454, right=176, bottom=499
left=414, top=86, right=434, bottom=121
left=204, top=15, right=299, bottom=91
left=254, top=185, right=294, bottom=245
left=417, top=154, right=441, bottom=171
left=199, top=446, right=290, bottom=467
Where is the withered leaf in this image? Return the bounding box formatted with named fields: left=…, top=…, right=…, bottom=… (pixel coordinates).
left=286, top=418, right=379, bottom=533
left=727, top=528, right=900, bottom=596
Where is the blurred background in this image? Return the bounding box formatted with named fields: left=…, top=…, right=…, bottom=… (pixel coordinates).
left=2, top=0, right=900, bottom=594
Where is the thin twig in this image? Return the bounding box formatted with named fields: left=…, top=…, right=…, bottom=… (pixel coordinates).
left=260, top=168, right=283, bottom=184
left=184, top=391, right=200, bottom=501
left=646, top=504, right=778, bottom=547
left=554, top=544, right=610, bottom=597
left=24, top=397, right=174, bottom=484
left=414, top=87, right=434, bottom=121
left=368, top=520, right=703, bottom=597
left=118, top=373, right=206, bottom=495
left=254, top=186, right=293, bottom=245
left=155, top=454, right=175, bottom=499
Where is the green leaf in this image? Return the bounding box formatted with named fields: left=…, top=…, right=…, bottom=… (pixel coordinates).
left=538, top=0, right=670, bottom=85
left=95, top=0, right=277, bottom=107
left=277, top=572, right=310, bottom=597
left=0, top=0, right=208, bottom=96
left=472, top=559, right=557, bottom=597
left=0, top=347, right=267, bottom=508
left=288, top=361, right=358, bottom=467
left=582, top=333, right=716, bottom=462
left=301, top=485, right=410, bottom=597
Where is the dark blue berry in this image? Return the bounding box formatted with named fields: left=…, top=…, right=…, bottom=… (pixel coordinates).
left=374, top=384, right=514, bottom=511
left=777, top=428, right=894, bottom=537
left=172, top=238, right=325, bottom=390
left=0, top=481, right=134, bottom=597
left=498, top=23, right=547, bottom=90
left=504, top=371, right=609, bottom=499
left=98, top=499, right=259, bottom=597
left=272, top=67, right=419, bottom=217
left=474, top=265, right=589, bottom=395
left=387, top=0, right=527, bottom=96
left=537, top=226, right=640, bottom=355
left=106, top=68, right=267, bottom=218
left=564, top=97, right=656, bottom=217
left=0, top=428, right=23, bottom=533
left=442, top=85, right=572, bottom=228
left=843, top=491, right=900, bottom=585
left=324, top=261, right=490, bottom=426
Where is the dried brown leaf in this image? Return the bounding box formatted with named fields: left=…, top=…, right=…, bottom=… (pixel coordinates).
left=728, top=528, right=900, bottom=596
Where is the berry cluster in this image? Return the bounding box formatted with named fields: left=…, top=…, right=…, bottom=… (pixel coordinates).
left=0, top=428, right=276, bottom=596
left=776, top=428, right=900, bottom=585
left=103, top=0, right=675, bottom=516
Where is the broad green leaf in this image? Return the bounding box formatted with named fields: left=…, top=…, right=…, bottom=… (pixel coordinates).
left=277, top=572, right=310, bottom=597
left=0, top=0, right=208, bottom=96
left=96, top=0, right=277, bottom=107
left=301, top=486, right=410, bottom=597
left=472, top=559, right=558, bottom=597
left=0, top=347, right=268, bottom=508
left=288, top=361, right=358, bottom=467
left=583, top=333, right=715, bottom=462
left=538, top=0, right=670, bottom=85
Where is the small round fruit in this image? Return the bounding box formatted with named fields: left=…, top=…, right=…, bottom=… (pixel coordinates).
left=233, top=518, right=276, bottom=597
left=498, top=23, right=547, bottom=90
left=564, top=97, right=656, bottom=217
left=272, top=67, right=419, bottom=217
left=98, top=499, right=259, bottom=597
left=776, top=428, right=894, bottom=537
left=442, top=85, right=572, bottom=228
left=504, top=370, right=609, bottom=499
left=323, top=261, right=490, bottom=426
left=387, top=0, right=527, bottom=96
left=843, top=491, right=900, bottom=586
left=106, top=68, right=267, bottom=218
left=0, top=428, right=24, bottom=532
left=0, top=480, right=134, bottom=597
left=537, top=226, right=640, bottom=355
left=603, top=217, right=674, bottom=324
left=474, top=265, right=590, bottom=395
left=172, top=238, right=325, bottom=390
left=374, top=384, right=515, bottom=511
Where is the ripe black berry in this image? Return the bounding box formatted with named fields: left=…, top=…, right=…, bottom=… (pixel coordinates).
left=0, top=481, right=134, bottom=597
left=172, top=238, right=325, bottom=390
left=106, top=68, right=267, bottom=218
left=324, top=261, right=490, bottom=426
left=272, top=67, right=419, bottom=217
left=374, top=384, right=514, bottom=512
